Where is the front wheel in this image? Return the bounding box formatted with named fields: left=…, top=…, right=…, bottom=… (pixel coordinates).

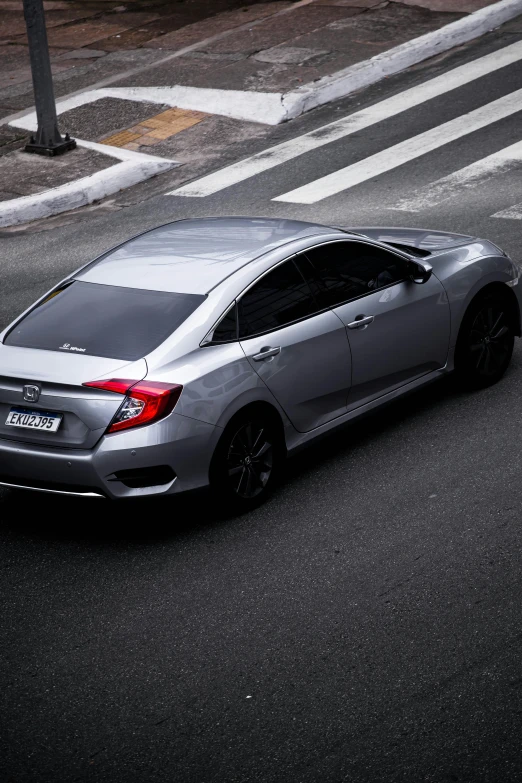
left=455, top=292, right=515, bottom=389
left=209, top=411, right=284, bottom=513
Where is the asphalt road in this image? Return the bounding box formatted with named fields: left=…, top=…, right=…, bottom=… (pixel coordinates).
left=2, top=26, right=522, bottom=783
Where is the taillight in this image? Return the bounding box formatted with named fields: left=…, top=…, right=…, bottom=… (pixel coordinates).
left=83, top=378, right=183, bottom=433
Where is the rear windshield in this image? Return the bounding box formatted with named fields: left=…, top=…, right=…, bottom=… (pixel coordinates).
left=4, top=281, right=205, bottom=361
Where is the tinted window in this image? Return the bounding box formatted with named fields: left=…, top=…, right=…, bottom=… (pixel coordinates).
left=293, top=253, right=327, bottom=307
left=5, top=281, right=205, bottom=361
left=239, top=260, right=316, bottom=338
left=306, top=242, right=406, bottom=308
left=211, top=303, right=238, bottom=343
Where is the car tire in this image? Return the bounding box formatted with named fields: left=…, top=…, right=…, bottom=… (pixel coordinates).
left=209, top=409, right=284, bottom=513
left=454, top=289, right=515, bottom=389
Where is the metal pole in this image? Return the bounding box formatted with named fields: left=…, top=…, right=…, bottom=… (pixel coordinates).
left=22, top=0, right=76, bottom=156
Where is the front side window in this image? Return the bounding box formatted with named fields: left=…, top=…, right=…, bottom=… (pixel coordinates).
left=238, top=259, right=316, bottom=338
left=305, top=241, right=407, bottom=308
left=4, top=281, right=205, bottom=361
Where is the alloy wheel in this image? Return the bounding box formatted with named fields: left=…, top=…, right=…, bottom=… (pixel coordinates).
left=468, top=304, right=512, bottom=378
left=226, top=420, right=274, bottom=499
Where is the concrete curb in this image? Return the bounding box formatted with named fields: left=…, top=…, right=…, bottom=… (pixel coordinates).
left=281, top=0, right=522, bottom=121
left=0, top=140, right=177, bottom=228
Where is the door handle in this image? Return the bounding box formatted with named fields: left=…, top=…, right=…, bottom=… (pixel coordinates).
left=253, top=346, right=281, bottom=361
left=347, top=315, right=374, bottom=330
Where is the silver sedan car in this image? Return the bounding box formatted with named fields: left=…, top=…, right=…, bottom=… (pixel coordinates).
left=0, top=217, right=520, bottom=509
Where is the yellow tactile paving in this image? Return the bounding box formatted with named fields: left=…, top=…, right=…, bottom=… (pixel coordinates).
left=145, top=126, right=179, bottom=140
left=100, top=107, right=207, bottom=150
left=101, top=130, right=141, bottom=146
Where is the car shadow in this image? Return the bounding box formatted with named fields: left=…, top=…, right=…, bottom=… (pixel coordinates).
left=282, top=373, right=487, bottom=486
left=0, top=370, right=509, bottom=547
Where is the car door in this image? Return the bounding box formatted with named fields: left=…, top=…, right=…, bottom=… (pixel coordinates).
left=238, top=254, right=352, bottom=433
left=304, top=241, right=451, bottom=408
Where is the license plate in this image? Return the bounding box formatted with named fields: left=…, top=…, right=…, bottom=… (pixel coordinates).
left=5, top=407, right=62, bottom=433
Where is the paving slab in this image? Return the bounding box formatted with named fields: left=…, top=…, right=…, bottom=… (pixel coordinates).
left=202, top=6, right=360, bottom=56
left=287, top=4, right=465, bottom=61
left=106, top=53, right=232, bottom=89
left=0, top=124, right=26, bottom=156
left=44, top=19, right=139, bottom=49
left=1, top=7, right=107, bottom=41
left=397, top=0, right=498, bottom=10
left=93, top=12, right=208, bottom=51
left=142, top=3, right=294, bottom=50
left=313, top=0, right=387, bottom=5
left=52, top=48, right=108, bottom=59
left=0, top=146, right=113, bottom=202
left=0, top=48, right=168, bottom=110
left=253, top=45, right=334, bottom=63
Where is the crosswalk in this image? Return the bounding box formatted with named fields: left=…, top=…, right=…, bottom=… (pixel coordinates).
left=391, top=141, right=522, bottom=212
left=493, top=202, right=522, bottom=219
left=167, top=39, right=522, bottom=219
left=274, top=90, right=522, bottom=204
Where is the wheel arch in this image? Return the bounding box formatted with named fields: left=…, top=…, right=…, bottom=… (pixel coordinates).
left=462, top=282, right=521, bottom=337
left=218, top=400, right=287, bottom=451
left=208, top=400, right=288, bottom=498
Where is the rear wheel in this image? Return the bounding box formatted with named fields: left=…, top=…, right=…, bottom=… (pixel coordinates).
left=455, top=291, right=515, bottom=388
left=210, top=410, right=284, bottom=512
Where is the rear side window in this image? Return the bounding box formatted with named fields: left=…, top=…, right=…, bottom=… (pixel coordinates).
left=238, top=259, right=316, bottom=338
left=306, top=241, right=406, bottom=308
left=210, top=303, right=238, bottom=343
left=4, top=281, right=205, bottom=361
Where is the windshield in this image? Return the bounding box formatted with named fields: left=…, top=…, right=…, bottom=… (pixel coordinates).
left=4, top=281, right=205, bottom=361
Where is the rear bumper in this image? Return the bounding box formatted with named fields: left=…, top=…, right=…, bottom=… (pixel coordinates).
left=0, top=412, right=220, bottom=499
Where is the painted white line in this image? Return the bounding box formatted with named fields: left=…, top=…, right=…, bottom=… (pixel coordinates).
left=0, top=138, right=177, bottom=228
left=9, top=85, right=289, bottom=131
left=102, top=87, right=287, bottom=126
left=8, top=91, right=101, bottom=131
left=491, top=202, right=522, bottom=219
left=273, top=88, right=522, bottom=204
left=389, top=140, right=522, bottom=211
left=166, top=40, right=522, bottom=197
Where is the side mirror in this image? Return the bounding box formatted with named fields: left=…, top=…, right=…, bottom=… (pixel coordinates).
left=408, top=260, right=433, bottom=284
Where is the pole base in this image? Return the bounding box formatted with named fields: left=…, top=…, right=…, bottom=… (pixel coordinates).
left=24, top=137, right=77, bottom=157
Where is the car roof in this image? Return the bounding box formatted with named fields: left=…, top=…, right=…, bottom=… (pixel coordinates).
left=76, top=217, right=345, bottom=294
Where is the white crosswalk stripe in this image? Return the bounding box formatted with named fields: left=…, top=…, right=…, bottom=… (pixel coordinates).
left=166, top=40, right=522, bottom=198
left=491, top=202, right=522, bottom=219
left=273, top=89, right=522, bottom=204
left=388, top=140, right=522, bottom=212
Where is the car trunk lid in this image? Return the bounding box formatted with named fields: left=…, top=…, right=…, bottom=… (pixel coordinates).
left=0, top=345, right=146, bottom=449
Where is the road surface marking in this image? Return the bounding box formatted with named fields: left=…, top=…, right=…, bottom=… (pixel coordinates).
left=166, top=40, right=522, bottom=198
left=388, top=140, right=522, bottom=211
left=273, top=89, right=522, bottom=203
left=491, top=202, right=522, bottom=219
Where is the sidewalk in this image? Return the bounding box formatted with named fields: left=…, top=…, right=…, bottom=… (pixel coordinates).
left=0, top=0, right=502, bottom=120
left=1, top=0, right=521, bottom=227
